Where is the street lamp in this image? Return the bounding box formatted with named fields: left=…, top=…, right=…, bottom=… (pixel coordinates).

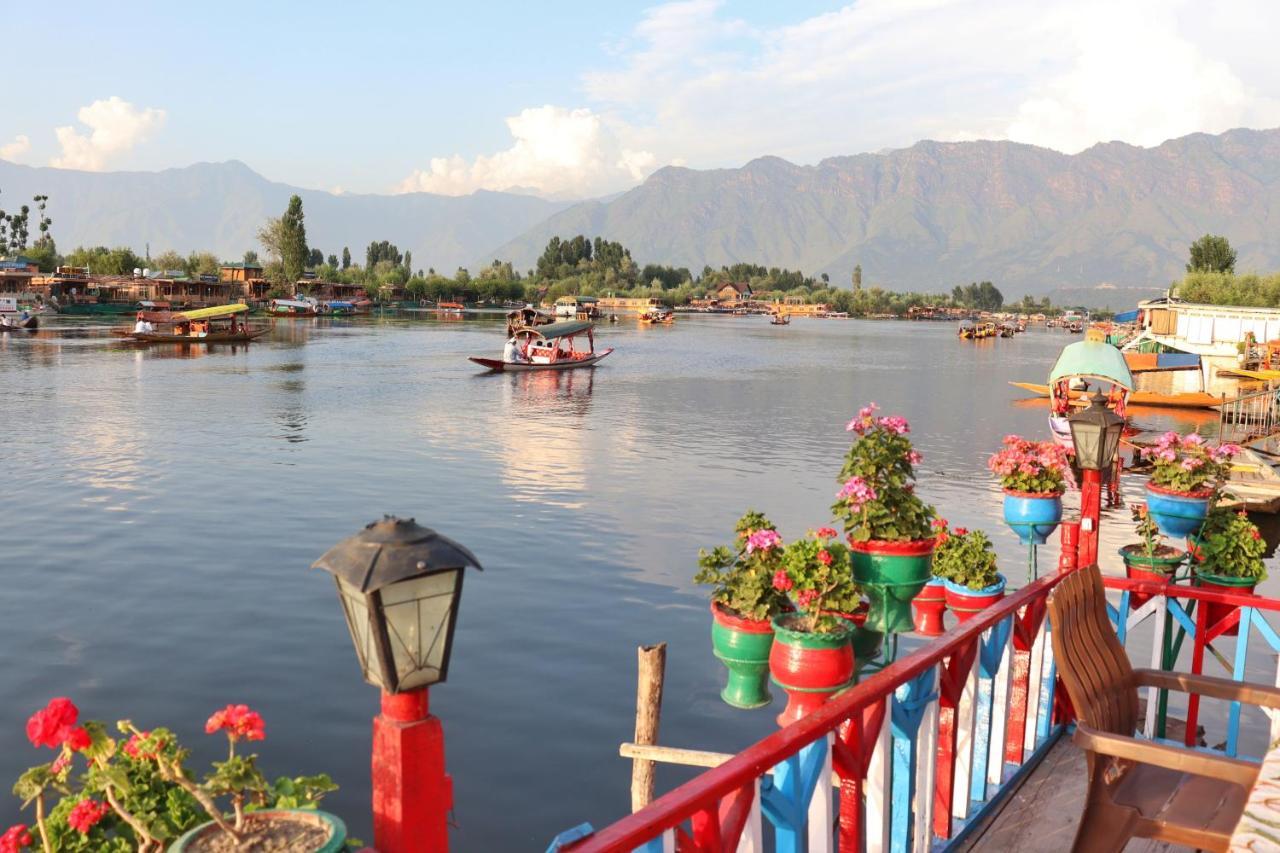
left=313, top=516, right=482, bottom=853
left=1067, top=391, right=1125, bottom=567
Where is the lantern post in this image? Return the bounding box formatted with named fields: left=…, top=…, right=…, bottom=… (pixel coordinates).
left=1068, top=392, right=1125, bottom=567
left=313, top=517, right=483, bottom=853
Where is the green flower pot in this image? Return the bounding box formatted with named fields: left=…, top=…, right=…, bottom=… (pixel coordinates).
left=710, top=601, right=774, bottom=709
left=169, top=809, right=346, bottom=852
left=849, top=539, right=935, bottom=634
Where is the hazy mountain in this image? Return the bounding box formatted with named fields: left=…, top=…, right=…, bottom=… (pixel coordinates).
left=0, top=159, right=569, bottom=272
left=489, top=128, right=1280, bottom=304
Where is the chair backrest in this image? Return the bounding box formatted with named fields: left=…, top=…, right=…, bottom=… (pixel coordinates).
left=1048, top=564, right=1139, bottom=736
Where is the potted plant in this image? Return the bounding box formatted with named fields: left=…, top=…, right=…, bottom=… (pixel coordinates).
left=768, top=530, right=857, bottom=727
left=694, top=511, right=790, bottom=709
left=910, top=518, right=950, bottom=637
left=834, top=403, right=938, bottom=634
left=8, top=698, right=344, bottom=853
left=1192, top=506, right=1267, bottom=636
left=932, top=523, right=1006, bottom=621
left=1141, top=432, right=1238, bottom=538
left=987, top=436, right=1070, bottom=544
left=1120, top=502, right=1185, bottom=609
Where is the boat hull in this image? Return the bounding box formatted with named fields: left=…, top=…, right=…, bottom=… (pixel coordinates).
left=123, top=329, right=269, bottom=344
left=469, top=348, right=613, bottom=372
left=1009, top=381, right=1221, bottom=410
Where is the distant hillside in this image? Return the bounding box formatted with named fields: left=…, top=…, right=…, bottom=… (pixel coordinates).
left=488, top=128, right=1280, bottom=302
left=0, top=159, right=568, bottom=272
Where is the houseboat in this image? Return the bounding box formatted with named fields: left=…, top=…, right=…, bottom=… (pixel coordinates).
left=554, top=295, right=600, bottom=319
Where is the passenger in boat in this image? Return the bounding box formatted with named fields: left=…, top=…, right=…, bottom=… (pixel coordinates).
left=133, top=313, right=154, bottom=334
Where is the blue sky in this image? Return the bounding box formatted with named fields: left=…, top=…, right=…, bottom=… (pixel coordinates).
left=5, top=0, right=1280, bottom=198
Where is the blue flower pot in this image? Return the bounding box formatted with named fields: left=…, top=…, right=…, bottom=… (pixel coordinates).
left=1002, top=491, right=1063, bottom=544
left=1145, top=483, right=1212, bottom=539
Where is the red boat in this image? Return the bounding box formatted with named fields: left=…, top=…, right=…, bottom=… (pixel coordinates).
left=469, top=320, right=613, bottom=372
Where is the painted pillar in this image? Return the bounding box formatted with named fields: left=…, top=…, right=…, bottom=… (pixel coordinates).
left=372, top=688, right=452, bottom=853
left=1057, top=520, right=1080, bottom=573
left=1077, top=469, right=1102, bottom=567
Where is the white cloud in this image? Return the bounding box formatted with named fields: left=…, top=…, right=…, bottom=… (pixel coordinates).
left=0, top=134, right=30, bottom=162
left=50, top=97, right=166, bottom=171
left=398, top=105, right=654, bottom=198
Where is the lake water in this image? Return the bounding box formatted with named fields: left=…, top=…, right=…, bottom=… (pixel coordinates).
left=2, top=315, right=1276, bottom=850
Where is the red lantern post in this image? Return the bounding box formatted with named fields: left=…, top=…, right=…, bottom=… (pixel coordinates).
left=372, top=688, right=451, bottom=853
left=1058, top=519, right=1081, bottom=573
left=1078, top=469, right=1102, bottom=567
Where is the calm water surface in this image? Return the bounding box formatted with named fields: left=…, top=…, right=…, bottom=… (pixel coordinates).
left=3, top=316, right=1277, bottom=849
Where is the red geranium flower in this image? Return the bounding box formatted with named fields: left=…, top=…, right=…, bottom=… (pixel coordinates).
left=0, top=824, right=32, bottom=853
left=66, top=799, right=108, bottom=835
left=772, top=570, right=793, bottom=592
left=50, top=754, right=70, bottom=775
left=817, top=549, right=833, bottom=565
left=954, top=527, right=969, bottom=537
left=25, top=698, right=80, bottom=750
left=205, top=704, right=266, bottom=742
left=63, top=727, right=91, bottom=753
left=815, top=527, right=838, bottom=540
left=123, top=731, right=164, bottom=761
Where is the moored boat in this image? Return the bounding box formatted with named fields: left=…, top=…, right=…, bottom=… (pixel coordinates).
left=118, top=304, right=266, bottom=344
left=267, top=297, right=320, bottom=317
left=469, top=320, right=612, bottom=372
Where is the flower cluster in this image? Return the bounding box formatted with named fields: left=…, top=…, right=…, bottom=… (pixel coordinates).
left=1144, top=432, right=1237, bottom=494
left=931, top=520, right=1000, bottom=591
left=987, top=436, right=1071, bottom=495
left=0, top=825, right=31, bottom=853
left=694, top=511, right=791, bottom=621
left=1195, top=506, right=1268, bottom=580
left=772, top=529, right=859, bottom=632
left=66, top=799, right=109, bottom=834
left=834, top=404, right=936, bottom=543
left=122, top=730, right=164, bottom=761
left=25, top=698, right=89, bottom=752
left=744, top=528, right=783, bottom=554
left=205, top=705, right=266, bottom=743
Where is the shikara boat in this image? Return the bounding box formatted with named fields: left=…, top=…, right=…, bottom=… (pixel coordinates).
left=769, top=314, right=790, bottom=326
left=1010, top=382, right=1222, bottom=410
left=469, top=320, right=612, bottom=372
left=0, top=314, right=38, bottom=331
left=118, top=304, right=267, bottom=344
left=267, top=298, right=319, bottom=317
left=641, top=307, right=674, bottom=325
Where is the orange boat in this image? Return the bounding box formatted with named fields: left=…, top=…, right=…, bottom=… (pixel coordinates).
left=1009, top=382, right=1223, bottom=410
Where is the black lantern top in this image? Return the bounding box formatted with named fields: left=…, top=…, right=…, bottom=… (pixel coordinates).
left=312, top=516, right=483, bottom=593
left=1068, top=391, right=1125, bottom=471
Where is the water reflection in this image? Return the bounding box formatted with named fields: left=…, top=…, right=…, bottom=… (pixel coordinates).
left=489, top=370, right=596, bottom=508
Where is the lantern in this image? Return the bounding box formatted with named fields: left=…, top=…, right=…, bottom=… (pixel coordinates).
left=313, top=516, right=482, bottom=693
left=1068, top=390, right=1124, bottom=471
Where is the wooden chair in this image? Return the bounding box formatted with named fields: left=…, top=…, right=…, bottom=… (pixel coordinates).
left=1047, top=563, right=1280, bottom=852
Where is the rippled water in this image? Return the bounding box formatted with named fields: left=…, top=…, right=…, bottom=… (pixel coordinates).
left=2, top=316, right=1276, bottom=849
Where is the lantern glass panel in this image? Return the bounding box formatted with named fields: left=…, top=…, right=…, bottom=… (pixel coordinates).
left=1102, top=421, right=1123, bottom=467
left=380, top=568, right=460, bottom=690
left=1069, top=418, right=1104, bottom=470
left=335, top=578, right=383, bottom=689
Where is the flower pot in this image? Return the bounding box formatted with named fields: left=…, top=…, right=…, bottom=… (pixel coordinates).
left=943, top=574, right=1007, bottom=622
left=824, top=603, right=881, bottom=660
left=912, top=578, right=947, bottom=636
left=850, top=539, right=935, bottom=634
left=768, top=614, right=855, bottom=727
left=1002, top=490, right=1063, bottom=545
left=1193, top=570, right=1258, bottom=637
left=170, top=809, right=346, bottom=852
left=710, top=601, right=774, bottom=709
left=1145, top=483, right=1213, bottom=539
left=1119, top=545, right=1184, bottom=610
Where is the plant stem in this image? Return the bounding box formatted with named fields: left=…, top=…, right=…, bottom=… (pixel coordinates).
left=233, top=794, right=245, bottom=832
left=34, top=792, right=52, bottom=853
left=157, top=757, right=240, bottom=843
left=104, top=784, right=160, bottom=850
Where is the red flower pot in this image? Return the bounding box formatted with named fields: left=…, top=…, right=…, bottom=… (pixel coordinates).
left=912, top=579, right=946, bottom=636
left=1119, top=545, right=1184, bottom=610
left=1195, top=572, right=1258, bottom=637
left=768, top=615, right=855, bottom=728
left=943, top=575, right=1007, bottom=622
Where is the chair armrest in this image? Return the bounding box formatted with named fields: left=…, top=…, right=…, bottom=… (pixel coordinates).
left=1073, top=724, right=1258, bottom=788
left=1133, top=668, right=1280, bottom=709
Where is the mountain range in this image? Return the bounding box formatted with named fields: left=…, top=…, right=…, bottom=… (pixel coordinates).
left=4, top=127, right=1280, bottom=304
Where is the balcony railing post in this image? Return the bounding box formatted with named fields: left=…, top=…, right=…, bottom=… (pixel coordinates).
left=1057, top=519, right=1080, bottom=573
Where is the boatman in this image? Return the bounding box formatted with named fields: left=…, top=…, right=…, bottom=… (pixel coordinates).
left=503, top=336, right=522, bottom=363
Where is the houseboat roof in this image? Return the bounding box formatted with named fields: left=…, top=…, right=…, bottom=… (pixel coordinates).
left=555, top=295, right=599, bottom=304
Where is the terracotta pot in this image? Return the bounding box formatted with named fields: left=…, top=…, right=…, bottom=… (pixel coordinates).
left=849, top=538, right=935, bottom=634
left=943, top=574, right=1007, bottom=622
left=1194, top=571, right=1258, bottom=637
left=710, top=601, right=774, bottom=709
left=768, top=614, right=855, bottom=728
left=1119, top=545, right=1184, bottom=610
left=912, top=578, right=947, bottom=636
left=1145, top=482, right=1213, bottom=539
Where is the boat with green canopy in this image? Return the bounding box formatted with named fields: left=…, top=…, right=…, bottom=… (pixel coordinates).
left=117, top=303, right=267, bottom=344
left=469, top=320, right=613, bottom=372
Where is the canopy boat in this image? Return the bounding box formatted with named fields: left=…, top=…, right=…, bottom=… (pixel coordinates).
left=267, top=297, right=319, bottom=317
left=641, top=307, right=674, bottom=325
left=769, top=313, right=790, bottom=326
left=118, top=304, right=266, bottom=344
left=0, top=312, right=38, bottom=331
left=958, top=320, right=976, bottom=339
left=469, top=320, right=613, bottom=372
left=999, top=322, right=1017, bottom=338
left=322, top=300, right=355, bottom=316
left=506, top=306, right=554, bottom=336
left=437, top=302, right=465, bottom=315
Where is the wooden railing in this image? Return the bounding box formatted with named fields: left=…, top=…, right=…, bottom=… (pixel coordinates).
left=1219, top=386, right=1280, bottom=444
left=546, top=572, right=1280, bottom=853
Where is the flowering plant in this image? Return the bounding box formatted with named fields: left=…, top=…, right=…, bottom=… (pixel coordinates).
left=1144, top=432, right=1238, bottom=494
left=1126, top=502, right=1179, bottom=560
left=1195, top=507, right=1268, bottom=580
left=832, top=404, right=936, bottom=542
left=7, top=699, right=337, bottom=852
left=694, top=511, right=790, bottom=621
left=930, top=520, right=1000, bottom=591
left=771, top=529, right=859, bottom=632
left=987, top=436, right=1071, bottom=494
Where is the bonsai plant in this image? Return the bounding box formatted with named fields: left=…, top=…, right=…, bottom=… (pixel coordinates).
left=694, top=511, right=790, bottom=709
left=767, top=529, right=857, bottom=727
left=8, top=698, right=344, bottom=853
left=988, top=436, right=1071, bottom=544
left=1120, top=502, right=1185, bottom=609
left=834, top=403, right=938, bottom=634
left=931, top=521, right=1006, bottom=621
left=1142, top=432, right=1238, bottom=537
left=1192, top=506, right=1267, bottom=636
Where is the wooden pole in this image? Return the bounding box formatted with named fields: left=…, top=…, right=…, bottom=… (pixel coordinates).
left=630, top=643, right=667, bottom=812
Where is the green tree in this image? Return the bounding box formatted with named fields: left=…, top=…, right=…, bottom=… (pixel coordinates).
left=326, top=253, right=338, bottom=268
left=185, top=251, right=221, bottom=277
left=852, top=264, right=862, bottom=291
left=280, top=195, right=309, bottom=283
left=152, top=250, right=187, bottom=272
left=307, top=248, right=324, bottom=268
left=341, top=247, right=351, bottom=269
left=1187, top=234, right=1237, bottom=273
left=243, top=250, right=259, bottom=266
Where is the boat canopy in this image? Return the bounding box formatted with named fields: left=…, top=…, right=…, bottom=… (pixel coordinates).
left=527, top=320, right=593, bottom=339
left=1049, top=340, right=1134, bottom=390
left=173, top=304, right=249, bottom=321
left=271, top=299, right=314, bottom=309
left=326, top=301, right=354, bottom=309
